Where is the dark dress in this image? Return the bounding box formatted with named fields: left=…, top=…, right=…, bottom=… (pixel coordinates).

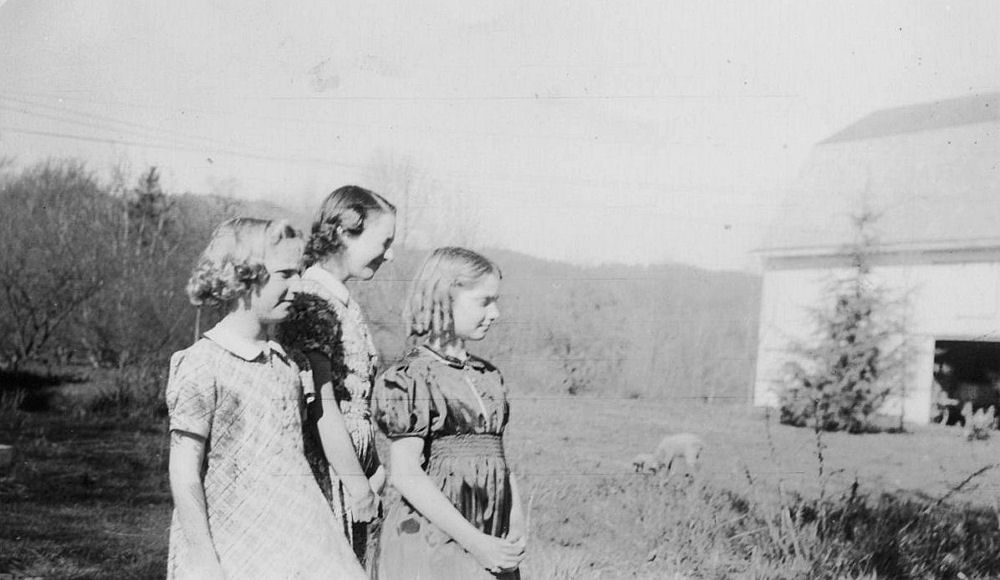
left=372, top=346, right=521, bottom=580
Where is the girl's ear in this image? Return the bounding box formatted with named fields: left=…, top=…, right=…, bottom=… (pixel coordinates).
left=335, top=225, right=351, bottom=249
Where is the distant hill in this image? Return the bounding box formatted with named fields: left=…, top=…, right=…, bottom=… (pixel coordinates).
left=170, top=193, right=762, bottom=402
left=354, top=245, right=761, bottom=402
left=145, top=191, right=765, bottom=402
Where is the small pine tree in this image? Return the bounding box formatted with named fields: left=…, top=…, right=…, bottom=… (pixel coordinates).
left=779, top=211, right=909, bottom=433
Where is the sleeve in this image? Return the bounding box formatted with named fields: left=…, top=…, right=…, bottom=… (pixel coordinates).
left=299, top=362, right=319, bottom=407
left=372, top=361, right=446, bottom=438
left=165, top=347, right=216, bottom=439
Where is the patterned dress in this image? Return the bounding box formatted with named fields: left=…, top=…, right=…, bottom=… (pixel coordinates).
left=294, top=265, right=382, bottom=561
left=373, top=345, right=521, bottom=580
left=165, top=327, right=366, bottom=580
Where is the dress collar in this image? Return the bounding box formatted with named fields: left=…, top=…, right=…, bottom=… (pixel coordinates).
left=204, top=325, right=287, bottom=362
left=419, top=344, right=487, bottom=371
left=303, top=265, right=351, bottom=305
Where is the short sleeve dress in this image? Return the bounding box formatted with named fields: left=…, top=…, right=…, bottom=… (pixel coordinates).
left=372, top=345, right=521, bottom=580
left=165, top=328, right=366, bottom=580
left=279, top=265, right=381, bottom=561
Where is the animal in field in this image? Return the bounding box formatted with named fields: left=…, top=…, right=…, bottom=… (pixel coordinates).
left=655, top=433, right=704, bottom=475
left=631, top=452, right=659, bottom=474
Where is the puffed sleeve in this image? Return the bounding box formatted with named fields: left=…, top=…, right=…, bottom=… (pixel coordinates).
left=373, top=360, right=446, bottom=438
left=165, top=345, right=216, bottom=439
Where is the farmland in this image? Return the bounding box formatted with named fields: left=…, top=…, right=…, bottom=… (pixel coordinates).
left=4, top=387, right=1000, bottom=579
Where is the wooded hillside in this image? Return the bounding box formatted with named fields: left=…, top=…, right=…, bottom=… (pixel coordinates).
left=0, top=160, right=760, bottom=408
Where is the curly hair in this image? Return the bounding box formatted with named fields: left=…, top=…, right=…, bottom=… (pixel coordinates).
left=303, top=185, right=396, bottom=267
left=404, top=247, right=502, bottom=338
left=186, top=217, right=304, bottom=308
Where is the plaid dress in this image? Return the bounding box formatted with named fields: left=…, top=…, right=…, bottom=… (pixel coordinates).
left=165, top=328, right=365, bottom=580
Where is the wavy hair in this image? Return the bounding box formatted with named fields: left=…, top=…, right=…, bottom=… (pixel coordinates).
left=186, top=217, right=304, bottom=308
left=404, top=247, right=501, bottom=338
left=303, top=185, right=396, bottom=267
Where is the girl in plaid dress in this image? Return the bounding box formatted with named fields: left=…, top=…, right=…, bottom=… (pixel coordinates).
left=166, top=218, right=366, bottom=580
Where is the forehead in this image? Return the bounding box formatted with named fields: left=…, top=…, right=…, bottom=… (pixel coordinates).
left=364, top=212, right=396, bottom=237
left=264, top=238, right=304, bottom=269
left=457, top=272, right=501, bottom=296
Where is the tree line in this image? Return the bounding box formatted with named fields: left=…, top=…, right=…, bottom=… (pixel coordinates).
left=1, top=158, right=761, bottom=413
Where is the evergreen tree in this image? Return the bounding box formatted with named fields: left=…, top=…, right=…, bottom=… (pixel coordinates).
left=779, top=211, right=909, bottom=432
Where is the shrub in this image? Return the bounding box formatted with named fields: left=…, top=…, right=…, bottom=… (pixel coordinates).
left=86, top=360, right=167, bottom=419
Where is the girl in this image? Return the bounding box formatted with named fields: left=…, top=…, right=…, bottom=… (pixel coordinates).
left=278, top=185, right=396, bottom=566
left=166, top=218, right=367, bottom=579
left=373, top=247, right=527, bottom=579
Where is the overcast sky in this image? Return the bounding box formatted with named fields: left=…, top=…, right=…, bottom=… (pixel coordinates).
left=1, top=0, right=998, bottom=271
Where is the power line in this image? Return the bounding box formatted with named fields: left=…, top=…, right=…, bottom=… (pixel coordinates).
left=0, top=103, right=240, bottom=156
left=0, top=93, right=280, bottom=156
left=0, top=125, right=368, bottom=170
left=266, top=93, right=796, bottom=102
left=0, top=90, right=788, bottom=203
left=1, top=88, right=703, bottom=147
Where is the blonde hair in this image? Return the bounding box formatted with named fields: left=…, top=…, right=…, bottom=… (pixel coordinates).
left=186, top=217, right=303, bottom=308
left=303, top=185, right=396, bottom=267
left=404, top=247, right=501, bottom=338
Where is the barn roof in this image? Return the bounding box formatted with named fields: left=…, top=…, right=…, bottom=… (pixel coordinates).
left=760, top=93, right=1000, bottom=258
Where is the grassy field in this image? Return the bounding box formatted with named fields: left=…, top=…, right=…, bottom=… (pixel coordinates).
left=4, top=386, right=1000, bottom=579
left=507, top=396, right=1000, bottom=578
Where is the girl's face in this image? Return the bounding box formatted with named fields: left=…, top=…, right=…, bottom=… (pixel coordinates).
left=250, top=238, right=302, bottom=324
left=450, top=273, right=501, bottom=342
left=341, top=212, right=396, bottom=281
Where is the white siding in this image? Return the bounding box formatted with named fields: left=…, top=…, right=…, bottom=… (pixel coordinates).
left=754, top=259, right=1000, bottom=424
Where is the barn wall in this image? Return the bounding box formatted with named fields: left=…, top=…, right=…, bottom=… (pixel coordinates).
left=754, top=258, right=1000, bottom=424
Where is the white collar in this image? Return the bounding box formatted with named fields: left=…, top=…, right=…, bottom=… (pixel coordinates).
left=204, top=325, right=287, bottom=361
left=303, top=265, right=351, bottom=305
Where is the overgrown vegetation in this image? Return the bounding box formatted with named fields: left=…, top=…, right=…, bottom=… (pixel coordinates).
left=5, top=400, right=1000, bottom=579
left=780, top=212, right=910, bottom=433
left=0, top=160, right=295, bottom=416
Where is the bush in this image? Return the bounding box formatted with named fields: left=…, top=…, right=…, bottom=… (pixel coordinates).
left=86, top=360, right=167, bottom=419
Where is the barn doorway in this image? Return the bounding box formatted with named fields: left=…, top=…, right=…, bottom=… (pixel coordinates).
left=933, top=340, right=1000, bottom=425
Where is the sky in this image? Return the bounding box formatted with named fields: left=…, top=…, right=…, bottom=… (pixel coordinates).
left=1, top=0, right=998, bottom=271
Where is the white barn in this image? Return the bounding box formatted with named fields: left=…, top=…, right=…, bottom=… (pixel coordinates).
left=754, top=93, right=1000, bottom=425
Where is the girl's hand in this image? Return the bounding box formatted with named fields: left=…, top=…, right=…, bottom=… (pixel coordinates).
left=466, top=532, right=524, bottom=574
left=347, top=487, right=380, bottom=523
left=505, top=529, right=528, bottom=563
left=507, top=503, right=527, bottom=546
left=369, top=465, right=387, bottom=496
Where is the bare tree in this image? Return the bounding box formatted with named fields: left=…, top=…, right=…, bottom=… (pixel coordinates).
left=0, top=160, right=119, bottom=369
left=365, top=152, right=483, bottom=249
left=544, top=285, right=627, bottom=395
left=74, top=167, right=190, bottom=367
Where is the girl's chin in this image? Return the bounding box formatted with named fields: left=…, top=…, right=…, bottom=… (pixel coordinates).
left=263, top=304, right=292, bottom=322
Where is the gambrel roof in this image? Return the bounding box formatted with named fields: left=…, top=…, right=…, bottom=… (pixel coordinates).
left=761, top=93, right=1000, bottom=257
